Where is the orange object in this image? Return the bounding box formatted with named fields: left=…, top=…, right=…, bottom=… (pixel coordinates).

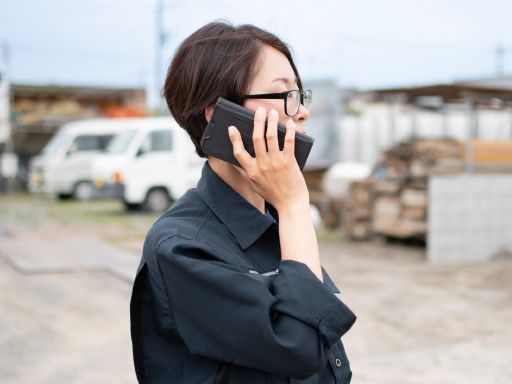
left=103, top=106, right=146, bottom=118
left=463, top=140, right=512, bottom=164
left=112, top=171, right=123, bottom=184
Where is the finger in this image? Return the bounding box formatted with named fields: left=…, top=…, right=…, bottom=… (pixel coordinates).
left=266, top=109, right=280, bottom=154
left=252, top=107, right=267, bottom=157
left=228, top=126, right=253, bottom=170
left=283, top=119, right=296, bottom=158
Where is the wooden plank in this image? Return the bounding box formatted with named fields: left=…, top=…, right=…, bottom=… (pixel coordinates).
left=402, top=206, right=426, bottom=220
left=373, top=197, right=401, bottom=220
left=401, top=188, right=427, bottom=208
left=373, top=180, right=402, bottom=195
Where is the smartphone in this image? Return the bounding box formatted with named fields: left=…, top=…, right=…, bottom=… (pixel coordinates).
left=200, top=97, right=314, bottom=171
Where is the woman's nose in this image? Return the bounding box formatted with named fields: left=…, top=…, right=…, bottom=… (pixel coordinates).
left=294, top=103, right=310, bottom=124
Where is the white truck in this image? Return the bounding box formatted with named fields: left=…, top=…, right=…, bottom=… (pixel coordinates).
left=28, top=119, right=128, bottom=200
left=91, top=117, right=204, bottom=212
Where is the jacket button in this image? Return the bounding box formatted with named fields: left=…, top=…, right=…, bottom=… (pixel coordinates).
left=335, top=358, right=342, bottom=368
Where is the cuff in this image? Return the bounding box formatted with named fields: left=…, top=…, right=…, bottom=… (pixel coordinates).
left=272, top=260, right=357, bottom=346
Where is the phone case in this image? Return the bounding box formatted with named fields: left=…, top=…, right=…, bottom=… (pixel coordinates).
left=200, top=97, right=314, bottom=171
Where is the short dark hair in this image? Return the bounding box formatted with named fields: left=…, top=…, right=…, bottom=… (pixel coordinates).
left=163, top=21, right=303, bottom=158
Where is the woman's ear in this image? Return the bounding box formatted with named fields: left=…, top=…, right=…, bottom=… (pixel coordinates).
left=205, top=105, right=214, bottom=123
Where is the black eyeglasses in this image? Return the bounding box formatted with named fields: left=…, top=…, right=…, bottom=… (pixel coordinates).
left=242, top=89, right=312, bottom=117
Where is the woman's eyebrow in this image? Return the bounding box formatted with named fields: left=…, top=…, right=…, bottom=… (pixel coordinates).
left=272, top=77, right=298, bottom=86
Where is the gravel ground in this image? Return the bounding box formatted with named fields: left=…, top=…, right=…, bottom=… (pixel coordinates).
left=1, top=194, right=511, bottom=383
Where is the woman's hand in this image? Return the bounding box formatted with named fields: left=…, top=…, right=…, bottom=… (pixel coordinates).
left=228, top=107, right=309, bottom=212
left=228, top=106, right=322, bottom=281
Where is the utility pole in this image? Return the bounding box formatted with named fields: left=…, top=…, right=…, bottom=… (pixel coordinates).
left=0, top=42, right=11, bottom=150
left=154, top=0, right=167, bottom=114
left=0, top=41, right=18, bottom=192
left=495, top=45, right=505, bottom=77
left=463, top=92, right=477, bottom=174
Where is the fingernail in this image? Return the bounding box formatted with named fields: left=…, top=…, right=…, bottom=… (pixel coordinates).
left=228, top=126, right=236, bottom=136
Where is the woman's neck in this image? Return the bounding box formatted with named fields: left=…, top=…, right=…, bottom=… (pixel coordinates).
left=207, top=157, right=266, bottom=214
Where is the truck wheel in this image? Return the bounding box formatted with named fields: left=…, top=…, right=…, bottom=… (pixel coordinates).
left=73, top=181, right=94, bottom=201
left=143, top=188, right=172, bottom=212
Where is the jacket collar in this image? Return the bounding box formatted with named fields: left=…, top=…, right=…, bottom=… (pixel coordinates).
left=197, top=161, right=279, bottom=250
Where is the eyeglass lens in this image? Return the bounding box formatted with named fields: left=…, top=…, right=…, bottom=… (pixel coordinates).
left=286, top=90, right=312, bottom=116
left=304, top=90, right=312, bottom=110
left=286, top=91, right=300, bottom=115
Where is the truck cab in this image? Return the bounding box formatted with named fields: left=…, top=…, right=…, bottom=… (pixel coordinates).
left=28, top=120, right=126, bottom=200
left=92, top=117, right=203, bottom=212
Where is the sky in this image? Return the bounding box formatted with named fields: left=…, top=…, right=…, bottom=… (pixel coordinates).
left=0, top=0, right=511, bottom=107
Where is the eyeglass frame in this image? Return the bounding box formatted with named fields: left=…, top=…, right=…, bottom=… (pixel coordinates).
left=241, top=89, right=312, bottom=117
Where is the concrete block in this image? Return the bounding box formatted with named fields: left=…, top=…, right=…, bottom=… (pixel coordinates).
left=428, top=175, right=512, bottom=263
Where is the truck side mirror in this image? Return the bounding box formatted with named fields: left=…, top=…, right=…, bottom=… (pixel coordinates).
left=66, top=142, right=77, bottom=157
left=137, top=135, right=152, bottom=157
left=136, top=147, right=146, bottom=157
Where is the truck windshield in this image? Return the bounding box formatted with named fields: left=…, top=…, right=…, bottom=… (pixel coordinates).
left=71, top=135, right=113, bottom=152
left=42, top=131, right=67, bottom=155
left=106, top=129, right=137, bottom=154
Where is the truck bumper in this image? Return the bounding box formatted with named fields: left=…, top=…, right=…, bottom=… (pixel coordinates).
left=94, top=182, right=125, bottom=200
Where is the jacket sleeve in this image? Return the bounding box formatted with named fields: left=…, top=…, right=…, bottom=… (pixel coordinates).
left=155, top=235, right=356, bottom=379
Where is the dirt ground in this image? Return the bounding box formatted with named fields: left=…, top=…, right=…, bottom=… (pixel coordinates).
left=1, top=194, right=511, bottom=383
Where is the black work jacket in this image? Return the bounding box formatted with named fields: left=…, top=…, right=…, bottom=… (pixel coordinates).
left=130, top=161, right=357, bottom=383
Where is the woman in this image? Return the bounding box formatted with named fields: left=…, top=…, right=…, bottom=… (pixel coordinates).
left=130, top=21, right=356, bottom=383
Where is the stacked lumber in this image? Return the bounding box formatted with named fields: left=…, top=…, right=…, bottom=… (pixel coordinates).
left=371, top=139, right=464, bottom=239
left=371, top=187, right=428, bottom=239
left=343, top=138, right=464, bottom=240
left=13, top=97, right=146, bottom=124
left=342, top=180, right=374, bottom=239
left=13, top=98, right=96, bottom=124
left=305, top=168, right=349, bottom=229
left=343, top=138, right=512, bottom=240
